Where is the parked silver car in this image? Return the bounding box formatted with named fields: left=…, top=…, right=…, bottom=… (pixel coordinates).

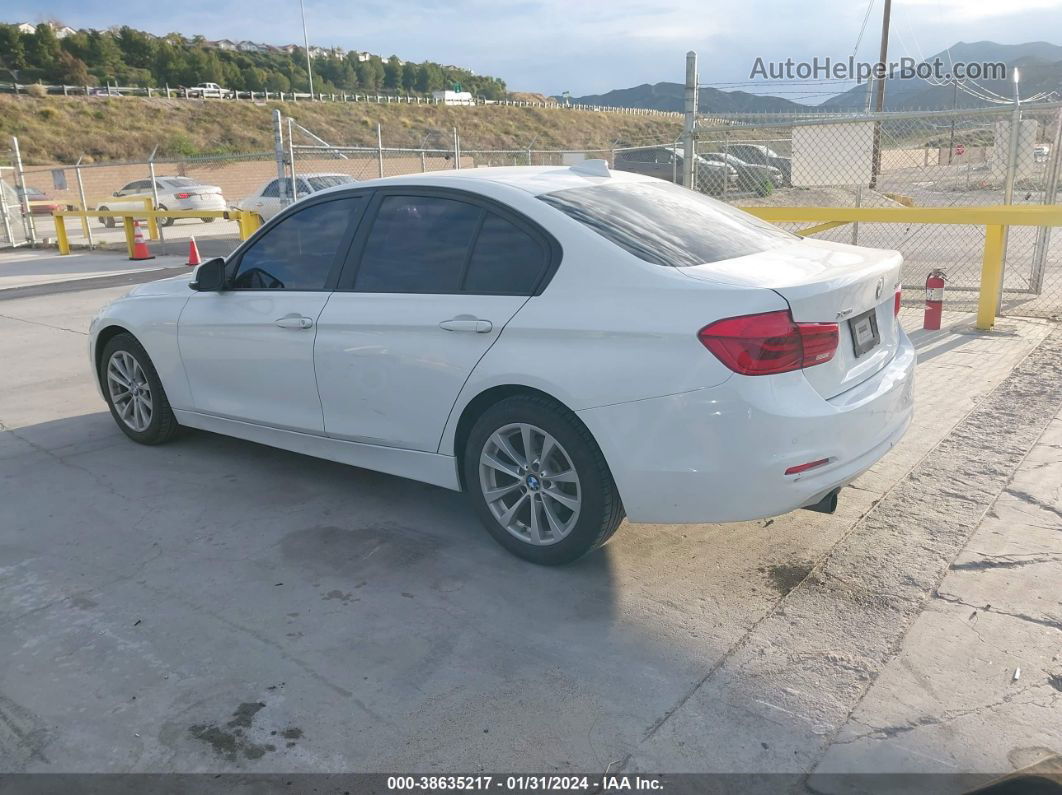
left=237, top=173, right=358, bottom=221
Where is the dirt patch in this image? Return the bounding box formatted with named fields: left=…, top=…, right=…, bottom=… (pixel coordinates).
left=759, top=562, right=814, bottom=595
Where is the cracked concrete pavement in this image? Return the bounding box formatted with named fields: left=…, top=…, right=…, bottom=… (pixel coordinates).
left=0, top=261, right=1060, bottom=783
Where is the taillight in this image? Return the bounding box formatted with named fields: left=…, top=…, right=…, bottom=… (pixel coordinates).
left=894, top=289, right=902, bottom=316
left=698, top=310, right=838, bottom=376
left=175, top=192, right=192, bottom=199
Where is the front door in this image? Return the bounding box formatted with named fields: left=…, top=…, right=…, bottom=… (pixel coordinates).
left=178, top=195, right=364, bottom=431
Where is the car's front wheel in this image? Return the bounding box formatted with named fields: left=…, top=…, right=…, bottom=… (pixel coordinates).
left=100, top=333, right=180, bottom=445
left=464, top=395, right=624, bottom=565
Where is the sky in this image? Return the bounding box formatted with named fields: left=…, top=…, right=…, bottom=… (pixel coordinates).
left=5, top=0, right=1061, bottom=99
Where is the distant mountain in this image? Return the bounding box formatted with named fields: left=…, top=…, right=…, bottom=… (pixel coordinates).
left=561, top=82, right=807, bottom=114
left=566, top=42, right=1062, bottom=114
left=820, top=41, right=1062, bottom=110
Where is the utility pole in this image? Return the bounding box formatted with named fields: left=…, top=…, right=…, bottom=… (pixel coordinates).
left=682, top=51, right=698, bottom=191
left=869, top=0, right=892, bottom=188
left=300, top=0, right=314, bottom=98
left=947, top=80, right=958, bottom=164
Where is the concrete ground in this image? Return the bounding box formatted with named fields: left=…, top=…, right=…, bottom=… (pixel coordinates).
left=0, top=256, right=1060, bottom=785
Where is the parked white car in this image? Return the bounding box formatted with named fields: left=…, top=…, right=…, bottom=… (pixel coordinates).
left=188, top=82, right=232, bottom=99
left=88, top=164, right=914, bottom=565
left=97, top=177, right=228, bottom=227
left=237, top=173, right=358, bottom=221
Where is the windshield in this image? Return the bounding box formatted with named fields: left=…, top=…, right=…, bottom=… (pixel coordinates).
left=306, top=175, right=356, bottom=191
left=539, top=180, right=795, bottom=268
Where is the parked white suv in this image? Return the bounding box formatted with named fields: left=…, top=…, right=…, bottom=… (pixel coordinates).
left=97, top=177, right=228, bottom=227
left=89, top=164, right=914, bottom=565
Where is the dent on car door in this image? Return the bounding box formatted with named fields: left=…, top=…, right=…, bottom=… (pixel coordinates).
left=177, top=196, right=364, bottom=431
left=314, top=191, right=556, bottom=452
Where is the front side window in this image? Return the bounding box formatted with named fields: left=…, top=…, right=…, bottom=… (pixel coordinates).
left=539, top=180, right=794, bottom=268
left=231, top=198, right=360, bottom=290
left=353, top=195, right=482, bottom=293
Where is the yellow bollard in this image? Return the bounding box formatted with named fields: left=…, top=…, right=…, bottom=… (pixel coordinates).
left=122, top=216, right=135, bottom=259
left=55, top=213, right=70, bottom=255
left=976, top=224, right=1006, bottom=331
left=235, top=210, right=262, bottom=240
left=143, top=198, right=160, bottom=240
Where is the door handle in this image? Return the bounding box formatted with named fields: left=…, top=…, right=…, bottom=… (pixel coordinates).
left=439, top=317, right=493, bottom=333
left=274, top=314, right=314, bottom=330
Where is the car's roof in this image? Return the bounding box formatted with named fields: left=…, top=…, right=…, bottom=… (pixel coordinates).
left=326, top=164, right=655, bottom=197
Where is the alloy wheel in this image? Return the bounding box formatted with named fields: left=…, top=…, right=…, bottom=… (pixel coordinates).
left=106, top=351, right=153, bottom=432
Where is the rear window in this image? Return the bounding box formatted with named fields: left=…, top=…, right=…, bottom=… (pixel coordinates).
left=163, top=177, right=198, bottom=188
left=538, top=181, right=794, bottom=268
left=306, top=175, right=356, bottom=191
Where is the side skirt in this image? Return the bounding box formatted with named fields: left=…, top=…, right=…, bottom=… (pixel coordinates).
left=173, top=410, right=462, bottom=491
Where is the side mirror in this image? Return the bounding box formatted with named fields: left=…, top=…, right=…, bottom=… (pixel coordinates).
left=113, top=191, right=120, bottom=197
left=189, top=258, right=227, bottom=291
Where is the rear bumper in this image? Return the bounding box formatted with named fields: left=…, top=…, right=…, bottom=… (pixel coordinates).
left=578, top=330, right=915, bottom=523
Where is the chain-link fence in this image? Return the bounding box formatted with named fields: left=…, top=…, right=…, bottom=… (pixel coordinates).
left=4, top=105, right=1059, bottom=320
left=693, top=104, right=1062, bottom=318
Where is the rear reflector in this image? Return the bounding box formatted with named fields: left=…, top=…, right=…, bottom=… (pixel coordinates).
left=894, top=289, right=902, bottom=316
left=784, top=458, right=830, bottom=475
left=697, top=310, right=839, bottom=376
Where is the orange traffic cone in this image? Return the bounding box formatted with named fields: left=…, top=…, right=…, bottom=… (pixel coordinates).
left=186, top=237, right=202, bottom=267
left=130, top=220, right=155, bottom=261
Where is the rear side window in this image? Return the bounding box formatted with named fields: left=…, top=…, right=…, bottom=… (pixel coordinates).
left=463, top=214, right=547, bottom=294
left=539, top=180, right=794, bottom=267
left=307, top=175, right=356, bottom=191
left=354, top=195, right=481, bottom=293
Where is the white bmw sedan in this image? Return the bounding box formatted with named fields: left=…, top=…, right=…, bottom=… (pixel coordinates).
left=89, top=163, right=914, bottom=565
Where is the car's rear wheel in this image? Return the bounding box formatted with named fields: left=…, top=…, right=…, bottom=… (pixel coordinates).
left=158, top=205, right=175, bottom=226
left=464, top=395, right=623, bottom=565
left=202, top=216, right=216, bottom=223
left=100, top=334, right=180, bottom=445
left=98, top=207, right=114, bottom=228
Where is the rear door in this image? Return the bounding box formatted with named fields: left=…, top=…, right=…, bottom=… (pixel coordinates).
left=314, top=189, right=556, bottom=451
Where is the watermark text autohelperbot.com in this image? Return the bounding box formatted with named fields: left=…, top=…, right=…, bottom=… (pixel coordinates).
left=749, top=56, right=1007, bottom=82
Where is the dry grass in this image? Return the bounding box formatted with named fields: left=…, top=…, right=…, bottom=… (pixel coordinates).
left=1, top=95, right=681, bottom=165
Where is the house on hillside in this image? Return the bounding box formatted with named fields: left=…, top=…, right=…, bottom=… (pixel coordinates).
left=237, top=40, right=266, bottom=52
left=210, top=39, right=238, bottom=50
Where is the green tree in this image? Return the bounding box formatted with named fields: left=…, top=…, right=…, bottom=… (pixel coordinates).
left=28, top=24, right=62, bottom=73
left=401, top=61, right=417, bottom=92
left=383, top=55, right=402, bottom=91
left=265, top=71, right=290, bottom=93
left=116, top=26, right=156, bottom=69
left=0, top=25, right=29, bottom=70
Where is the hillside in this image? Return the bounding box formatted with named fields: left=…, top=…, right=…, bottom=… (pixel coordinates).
left=821, top=41, right=1062, bottom=109
left=563, top=83, right=806, bottom=113
left=0, top=95, right=682, bottom=164
left=0, top=21, right=507, bottom=100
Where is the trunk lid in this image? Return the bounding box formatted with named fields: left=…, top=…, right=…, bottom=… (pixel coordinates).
left=680, top=238, right=903, bottom=399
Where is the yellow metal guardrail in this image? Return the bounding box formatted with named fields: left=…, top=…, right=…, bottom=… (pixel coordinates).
left=51, top=197, right=262, bottom=260
left=740, top=205, right=1062, bottom=331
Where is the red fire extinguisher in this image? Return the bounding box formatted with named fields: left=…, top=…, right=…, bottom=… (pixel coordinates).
left=923, top=269, right=946, bottom=330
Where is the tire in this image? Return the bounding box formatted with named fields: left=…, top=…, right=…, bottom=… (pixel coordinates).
left=99, top=333, right=180, bottom=445
left=203, top=216, right=216, bottom=223
left=158, top=205, right=175, bottom=227
left=99, top=207, right=114, bottom=228
left=463, top=394, right=624, bottom=565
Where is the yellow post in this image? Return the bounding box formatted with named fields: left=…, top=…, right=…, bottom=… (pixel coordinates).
left=77, top=203, right=89, bottom=238
left=143, top=197, right=160, bottom=240
left=976, top=224, right=1006, bottom=330
left=122, top=216, right=135, bottom=259
left=236, top=210, right=262, bottom=240
left=55, top=213, right=71, bottom=255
